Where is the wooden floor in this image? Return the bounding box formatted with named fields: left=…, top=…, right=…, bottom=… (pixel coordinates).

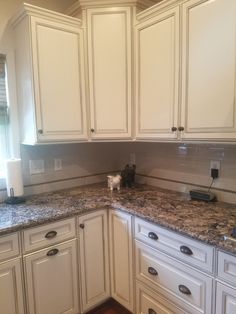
left=87, top=299, right=132, bottom=314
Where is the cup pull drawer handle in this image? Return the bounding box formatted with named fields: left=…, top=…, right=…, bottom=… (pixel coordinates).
left=148, top=267, right=158, bottom=276
left=148, top=309, right=157, bottom=314
left=180, top=245, right=193, bottom=255
left=45, top=230, right=57, bottom=239
left=148, top=232, right=158, bottom=240
left=47, top=248, right=59, bottom=257
left=178, top=284, right=191, bottom=295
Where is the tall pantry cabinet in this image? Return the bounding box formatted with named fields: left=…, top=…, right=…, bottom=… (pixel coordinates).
left=11, top=4, right=87, bottom=144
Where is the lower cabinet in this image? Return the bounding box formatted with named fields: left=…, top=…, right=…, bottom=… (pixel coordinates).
left=109, top=210, right=134, bottom=312
left=0, top=258, right=24, bottom=314
left=216, top=282, right=236, bottom=314
left=24, top=239, right=79, bottom=314
left=78, top=210, right=110, bottom=312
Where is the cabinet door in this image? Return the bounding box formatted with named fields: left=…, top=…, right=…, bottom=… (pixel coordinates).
left=135, top=6, right=180, bottom=139
left=31, top=16, right=87, bottom=142
left=78, top=210, right=110, bottom=312
left=0, top=258, right=24, bottom=314
left=216, top=282, right=236, bottom=314
left=87, top=7, right=132, bottom=139
left=181, top=0, right=236, bottom=140
left=24, top=240, right=79, bottom=314
left=109, top=210, right=133, bottom=312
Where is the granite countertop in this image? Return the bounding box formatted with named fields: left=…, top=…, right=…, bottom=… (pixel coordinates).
left=0, top=183, right=236, bottom=255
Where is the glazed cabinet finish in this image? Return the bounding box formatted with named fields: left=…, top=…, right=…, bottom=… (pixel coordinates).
left=24, top=239, right=79, bottom=314
left=13, top=5, right=87, bottom=144
left=135, top=6, right=180, bottom=140
left=78, top=210, right=110, bottom=312
left=109, top=210, right=133, bottom=312
left=181, top=0, right=236, bottom=140
left=0, top=258, right=24, bottom=314
left=86, top=7, right=132, bottom=139
left=216, top=283, right=236, bottom=314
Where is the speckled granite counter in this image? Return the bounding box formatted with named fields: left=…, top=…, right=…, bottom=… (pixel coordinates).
left=0, top=183, right=236, bottom=255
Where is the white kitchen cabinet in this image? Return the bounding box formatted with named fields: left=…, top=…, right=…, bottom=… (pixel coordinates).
left=135, top=4, right=180, bottom=140
left=0, top=258, right=24, bottom=314
left=78, top=210, right=110, bottom=312
left=216, top=283, right=236, bottom=314
left=109, top=210, right=134, bottom=312
left=86, top=7, right=132, bottom=140
left=181, top=0, right=236, bottom=141
left=24, top=239, right=79, bottom=314
left=12, top=4, right=87, bottom=144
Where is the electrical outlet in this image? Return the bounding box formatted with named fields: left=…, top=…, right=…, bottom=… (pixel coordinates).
left=130, top=153, right=136, bottom=165
left=210, top=160, right=220, bottom=177
left=29, top=160, right=44, bottom=175
left=54, top=158, right=62, bottom=171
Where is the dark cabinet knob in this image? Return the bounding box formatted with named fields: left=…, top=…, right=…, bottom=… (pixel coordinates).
left=38, top=129, right=43, bottom=134
left=79, top=223, right=85, bottom=229
left=148, top=232, right=158, bottom=241
left=180, top=245, right=193, bottom=256
left=148, top=309, right=157, bottom=314
left=171, top=126, right=177, bottom=132
left=90, top=128, right=95, bottom=133
left=47, top=248, right=59, bottom=256
left=148, top=266, right=158, bottom=276
left=178, top=126, right=184, bottom=131
left=178, top=284, right=191, bottom=295
left=45, top=231, right=57, bottom=239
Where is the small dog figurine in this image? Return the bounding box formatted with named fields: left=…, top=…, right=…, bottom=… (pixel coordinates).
left=107, top=175, right=122, bottom=191
left=121, top=164, right=136, bottom=188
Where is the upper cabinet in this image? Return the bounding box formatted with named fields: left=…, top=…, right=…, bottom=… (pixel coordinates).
left=135, top=0, right=236, bottom=142
left=181, top=0, right=236, bottom=140
left=135, top=4, right=180, bottom=140
left=85, top=7, right=132, bottom=140
left=12, top=4, right=88, bottom=144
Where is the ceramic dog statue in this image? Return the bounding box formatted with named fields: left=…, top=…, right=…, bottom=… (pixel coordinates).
left=107, top=175, right=122, bottom=191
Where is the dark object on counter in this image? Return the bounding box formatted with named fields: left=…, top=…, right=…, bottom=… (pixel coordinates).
left=231, top=227, right=236, bottom=239
left=189, top=189, right=216, bottom=202
left=5, top=196, right=26, bottom=205
left=121, top=164, right=136, bottom=188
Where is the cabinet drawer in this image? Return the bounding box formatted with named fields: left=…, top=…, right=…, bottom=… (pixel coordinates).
left=218, top=251, right=236, bottom=287
left=23, top=218, right=76, bottom=253
left=135, top=217, right=214, bottom=273
left=135, top=240, right=213, bottom=314
left=0, top=233, right=20, bottom=262
left=136, top=281, right=186, bottom=314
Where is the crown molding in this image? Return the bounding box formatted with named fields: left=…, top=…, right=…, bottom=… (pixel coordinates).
left=11, top=3, right=82, bottom=28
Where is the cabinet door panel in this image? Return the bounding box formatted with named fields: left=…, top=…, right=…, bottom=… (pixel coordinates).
left=24, top=240, right=79, bottom=314
left=87, top=7, right=132, bottom=139
left=31, top=17, right=87, bottom=142
left=78, top=210, right=110, bottom=312
left=109, top=211, right=133, bottom=311
left=0, top=258, right=24, bottom=314
left=216, top=282, right=236, bottom=314
left=181, top=0, right=236, bottom=140
left=135, top=7, right=179, bottom=139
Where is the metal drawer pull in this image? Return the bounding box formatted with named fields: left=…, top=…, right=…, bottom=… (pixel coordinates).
left=148, top=309, right=157, bottom=314
left=79, top=224, right=85, bottom=229
left=178, top=284, right=191, bottom=295
left=180, top=245, right=193, bottom=256
left=47, top=248, right=59, bottom=256
left=148, top=267, right=158, bottom=276
left=45, top=230, right=57, bottom=239
left=148, top=232, right=158, bottom=241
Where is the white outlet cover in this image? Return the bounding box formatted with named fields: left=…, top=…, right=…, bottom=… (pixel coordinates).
left=210, top=160, right=221, bottom=170
left=54, top=158, right=62, bottom=171
left=29, top=159, right=45, bottom=175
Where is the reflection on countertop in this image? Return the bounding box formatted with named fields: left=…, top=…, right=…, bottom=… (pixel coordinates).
left=0, top=183, right=236, bottom=255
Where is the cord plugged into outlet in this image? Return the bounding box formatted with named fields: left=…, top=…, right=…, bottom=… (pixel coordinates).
left=210, top=160, right=220, bottom=179
left=211, top=168, right=219, bottom=179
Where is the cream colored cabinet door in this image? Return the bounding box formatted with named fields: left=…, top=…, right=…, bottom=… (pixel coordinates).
left=86, top=7, right=132, bottom=140
left=216, top=282, right=236, bottom=314
left=109, top=210, right=133, bottom=312
left=135, top=6, right=180, bottom=140
left=13, top=5, right=87, bottom=144
left=0, top=258, right=24, bottom=314
left=24, top=240, right=79, bottom=314
left=78, top=210, right=110, bottom=312
left=181, top=0, right=236, bottom=141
